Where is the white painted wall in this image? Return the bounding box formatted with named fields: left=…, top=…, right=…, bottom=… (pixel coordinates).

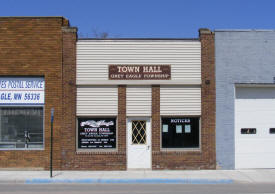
left=77, top=86, right=118, bottom=116
left=77, top=40, right=201, bottom=85
left=126, top=86, right=151, bottom=116
left=160, top=85, right=201, bottom=116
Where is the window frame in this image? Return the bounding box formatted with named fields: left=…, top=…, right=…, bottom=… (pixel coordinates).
left=76, top=116, right=118, bottom=153
left=160, top=116, right=201, bottom=152
left=0, top=105, right=45, bottom=151
left=131, top=120, right=147, bottom=145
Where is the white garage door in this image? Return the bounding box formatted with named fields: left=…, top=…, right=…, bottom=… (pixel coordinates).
left=235, top=87, right=275, bottom=169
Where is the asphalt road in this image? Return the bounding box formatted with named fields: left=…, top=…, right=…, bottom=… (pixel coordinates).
left=0, top=183, right=275, bottom=194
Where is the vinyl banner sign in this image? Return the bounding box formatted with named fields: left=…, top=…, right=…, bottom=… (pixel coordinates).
left=109, top=65, right=171, bottom=80
left=78, top=118, right=116, bottom=149
left=0, top=77, right=45, bottom=105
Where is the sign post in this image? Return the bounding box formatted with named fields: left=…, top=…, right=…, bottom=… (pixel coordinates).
left=50, top=108, right=54, bottom=178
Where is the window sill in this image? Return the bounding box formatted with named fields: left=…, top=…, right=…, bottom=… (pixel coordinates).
left=158, top=148, right=201, bottom=153
left=0, top=148, right=44, bottom=151
left=76, top=149, right=125, bottom=155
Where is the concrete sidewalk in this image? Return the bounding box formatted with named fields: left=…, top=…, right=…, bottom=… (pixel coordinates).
left=0, top=170, right=275, bottom=184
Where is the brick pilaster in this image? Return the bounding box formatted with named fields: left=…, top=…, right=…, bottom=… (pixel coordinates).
left=152, top=85, right=160, bottom=152
left=199, top=28, right=216, bottom=168
left=61, top=26, right=77, bottom=169
left=117, top=85, right=127, bottom=153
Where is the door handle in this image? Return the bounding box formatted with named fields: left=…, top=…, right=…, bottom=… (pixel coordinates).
left=147, top=145, right=150, bottom=150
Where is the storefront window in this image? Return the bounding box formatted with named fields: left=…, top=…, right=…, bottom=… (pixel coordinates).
left=161, top=117, right=200, bottom=149
left=0, top=107, right=43, bottom=149
left=78, top=117, right=116, bottom=149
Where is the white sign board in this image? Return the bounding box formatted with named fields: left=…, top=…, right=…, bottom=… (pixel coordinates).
left=0, top=77, right=45, bottom=105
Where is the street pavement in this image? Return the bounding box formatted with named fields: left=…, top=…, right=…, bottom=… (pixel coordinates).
left=0, top=183, right=275, bottom=194
left=0, top=169, right=275, bottom=184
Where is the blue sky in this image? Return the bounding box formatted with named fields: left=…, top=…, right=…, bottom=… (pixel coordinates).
left=1, top=0, right=274, bottom=38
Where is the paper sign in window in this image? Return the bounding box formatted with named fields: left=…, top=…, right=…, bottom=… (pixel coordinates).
left=162, top=124, right=168, bottom=132
left=185, top=125, right=191, bottom=133
left=176, top=125, right=182, bottom=133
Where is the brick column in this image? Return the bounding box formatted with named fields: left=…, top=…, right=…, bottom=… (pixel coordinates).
left=61, top=26, right=77, bottom=169
left=152, top=85, right=160, bottom=152
left=199, top=28, right=216, bottom=168
left=118, top=85, right=127, bottom=153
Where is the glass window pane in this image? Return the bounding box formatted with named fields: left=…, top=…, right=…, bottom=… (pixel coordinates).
left=0, top=107, right=43, bottom=149
left=161, top=117, right=199, bottom=148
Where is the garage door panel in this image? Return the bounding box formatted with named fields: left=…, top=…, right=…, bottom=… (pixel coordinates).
left=235, top=87, right=275, bottom=169
left=236, top=139, right=275, bottom=153
left=236, top=154, right=275, bottom=169
left=236, top=100, right=275, bottom=111
left=236, top=115, right=275, bottom=125
left=236, top=87, right=275, bottom=99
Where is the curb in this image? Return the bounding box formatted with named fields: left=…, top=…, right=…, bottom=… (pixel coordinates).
left=0, top=180, right=25, bottom=184
left=25, top=178, right=234, bottom=184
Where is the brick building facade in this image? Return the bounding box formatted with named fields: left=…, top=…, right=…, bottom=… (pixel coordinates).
left=0, top=17, right=215, bottom=170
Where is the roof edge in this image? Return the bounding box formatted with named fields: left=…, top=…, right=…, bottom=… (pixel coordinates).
left=0, top=16, right=66, bottom=18
left=215, top=29, right=275, bottom=32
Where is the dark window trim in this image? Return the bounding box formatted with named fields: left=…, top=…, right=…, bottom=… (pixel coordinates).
left=76, top=116, right=118, bottom=153
left=160, top=116, right=201, bottom=151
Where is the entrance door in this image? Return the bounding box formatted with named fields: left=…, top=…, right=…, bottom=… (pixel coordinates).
left=127, top=117, right=151, bottom=169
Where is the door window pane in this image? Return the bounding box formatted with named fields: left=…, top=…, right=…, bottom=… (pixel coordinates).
left=132, top=120, right=146, bottom=144
left=0, top=107, right=43, bottom=149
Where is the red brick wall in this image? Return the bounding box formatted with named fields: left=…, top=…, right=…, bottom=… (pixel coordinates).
left=61, top=26, right=77, bottom=169
left=152, top=29, right=216, bottom=170
left=200, top=29, right=216, bottom=168
left=152, top=85, right=160, bottom=152
left=0, top=17, right=69, bottom=169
